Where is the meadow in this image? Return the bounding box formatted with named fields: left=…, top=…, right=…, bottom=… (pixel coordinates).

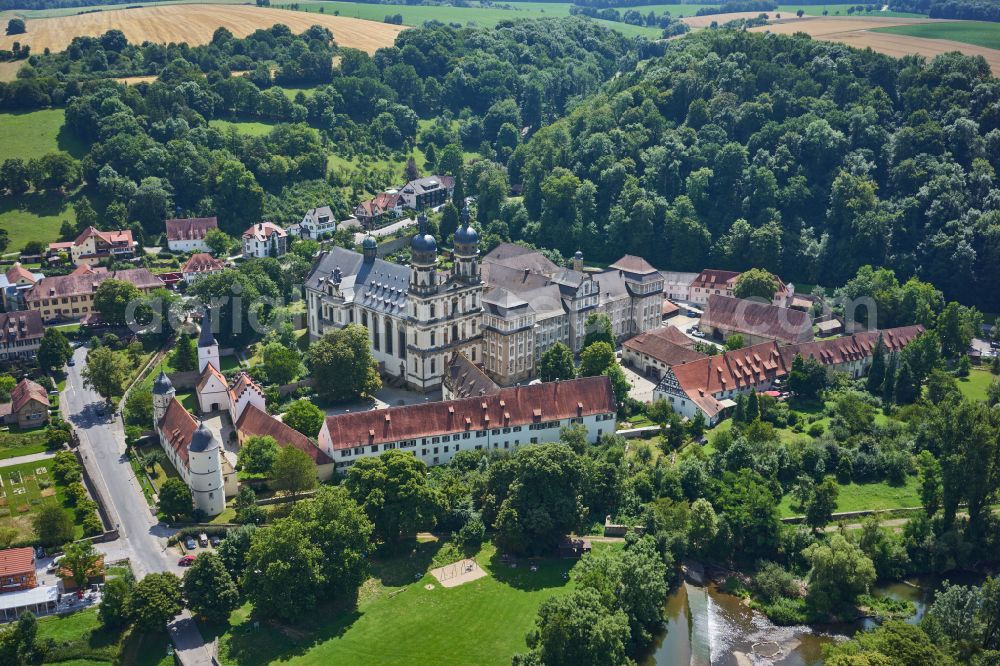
left=777, top=476, right=922, bottom=518
left=207, top=539, right=580, bottom=665
left=956, top=368, right=997, bottom=403
left=872, top=19, right=1000, bottom=49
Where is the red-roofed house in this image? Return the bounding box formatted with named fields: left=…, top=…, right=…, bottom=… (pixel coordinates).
left=654, top=325, right=927, bottom=424
left=622, top=326, right=707, bottom=380
left=242, top=222, right=288, bottom=259
left=165, top=217, right=218, bottom=253
left=0, top=310, right=44, bottom=363
left=182, top=253, right=225, bottom=283
left=58, top=227, right=137, bottom=267
left=5, top=378, right=50, bottom=428
left=0, top=547, right=36, bottom=592
left=688, top=269, right=792, bottom=307
left=237, top=404, right=335, bottom=480
left=700, top=294, right=813, bottom=346
left=318, top=376, right=617, bottom=470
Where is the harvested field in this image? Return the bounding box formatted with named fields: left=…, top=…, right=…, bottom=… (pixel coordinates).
left=682, top=11, right=783, bottom=28
left=751, top=16, right=1000, bottom=74
left=0, top=4, right=406, bottom=54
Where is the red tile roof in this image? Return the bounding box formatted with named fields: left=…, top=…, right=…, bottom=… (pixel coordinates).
left=673, top=341, right=788, bottom=400
left=624, top=327, right=706, bottom=366
left=165, top=217, right=218, bottom=242
left=237, top=404, right=333, bottom=465
left=182, top=253, right=225, bottom=275
left=196, top=363, right=227, bottom=395
left=0, top=311, right=44, bottom=345
left=701, top=295, right=813, bottom=344
left=322, top=376, right=615, bottom=450
left=372, top=191, right=402, bottom=209
left=780, top=326, right=925, bottom=367
left=26, top=268, right=163, bottom=303
left=158, top=398, right=196, bottom=466
left=691, top=269, right=740, bottom=290
left=69, top=265, right=107, bottom=277
left=73, top=226, right=134, bottom=247
left=228, top=371, right=265, bottom=405
left=0, top=547, right=35, bottom=577
left=5, top=263, right=36, bottom=284
left=242, top=222, right=287, bottom=242
left=10, top=378, right=49, bottom=413
left=445, top=353, right=500, bottom=399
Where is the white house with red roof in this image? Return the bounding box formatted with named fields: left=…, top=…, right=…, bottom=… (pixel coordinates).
left=52, top=227, right=138, bottom=267
left=165, top=217, right=218, bottom=253
left=242, top=222, right=288, bottom=259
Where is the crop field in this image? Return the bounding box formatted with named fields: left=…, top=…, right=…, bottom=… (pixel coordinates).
left=750, top=16, right=1000, bottom=73
left=0, top=4, right=407, bottom=54
left=871, top=19, right=1000, bottom=49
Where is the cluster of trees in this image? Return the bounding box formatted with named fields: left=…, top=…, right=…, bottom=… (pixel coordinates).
left=538, top=313, right=630, bottom=407
left=503, top=30, right=1000, bottom=311
left=891, top=0, right=1000, bottom=21
left=694, top=0, right=777, bottom=15
left=0, top=153, right=82, bottom=195
left=568, top=5, right=691, bottom=35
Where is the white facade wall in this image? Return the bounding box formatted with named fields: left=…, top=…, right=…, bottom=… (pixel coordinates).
left=318, top=412, right=616, bottom=470
left=197, top=377, right=229, bottom=413
left=230, top=386, right=266, bottom=424
left=168, top=239, right=210, bottom=253
left=187, top=448, right=226, bottom=516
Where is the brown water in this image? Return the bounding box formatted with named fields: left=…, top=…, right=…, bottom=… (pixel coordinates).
left=643, top=576, right=954, bottom=666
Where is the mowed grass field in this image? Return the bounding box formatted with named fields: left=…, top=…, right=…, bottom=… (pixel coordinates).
left=872, top=19, right=1000, bottom=49
left=208, top=540, right=580, bottom=665
left=0, top=4, right=407, bottom=54
left=957, top=368, right=997, bottom=403
left=778, top=476, right=922, bottom=518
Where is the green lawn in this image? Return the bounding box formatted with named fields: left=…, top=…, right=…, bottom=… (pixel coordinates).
left=206, top=540, right=578, bottom=665
left=957, top=368, right=996, bottom=403
left=778, top=476, right=922, bottom=518
left=209, top=118, right=280, bottom=137
left=0, top=429, right=49, bottom=460
left=0, top=458, right=82, bottom=544
left=872, top=20, right=1000, bottom=49
left=35, top=608, right=173, bottom=665
left=0, top=190, right=76, bottom=251
left=0, top=109, right=88, bottom=160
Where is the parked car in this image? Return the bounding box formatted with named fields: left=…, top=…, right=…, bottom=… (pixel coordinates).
left=178, top=555, right=196, bottom=567
left=67, top=358, right=75, bottom=366
left=184, top=537, right=197, bottom=550
left=210, top=535, right=221, bottom=547
left=198, top=533, right=209, bottom=547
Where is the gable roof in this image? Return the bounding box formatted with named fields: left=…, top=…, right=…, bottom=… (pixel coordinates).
left=25, top=268, right=163, bottom=302
left=0, top=547, right=34, bottom=577
left=701, top=295, right=812, bottom=344
left=165, top=217, right=217, bottom=242
left=5, top=263, right=37, bottom=285
left=242, top=222, right=287, bottom=242
left=237, top=404, right=333, bottom=465
left=780, top=325, right=925, bottom=367
left=624, top=326, right=706, bottom=366
left=73, top=227, right=134, bottom=247
left=11, top=378, right=48, bottom=413
left=228, top=371, right=265, bottom=405
left=608, top=255, right=658, bottom=275
left=182, top=253, right=225, bottom=275
left=669, top=340, right=788, bottom=415
left=304, top=206, right=335, bottom=222
left=444, top=353, right=500, bottom=399
left=691, top=269, right=741, bottom=290
left=196, top=363, right=227, bottom=394
left=322, top=376, right=615, bottom=450
left=158, top=398, right=197, bottom=466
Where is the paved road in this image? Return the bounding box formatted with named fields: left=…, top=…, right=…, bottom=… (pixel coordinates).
left=0, top=450, right=57, bottom=467
left=352, top=215, right=417, bottom=244
left=62, top=346, right=215, bottom=664
left=62, top=346, right=175, bottom=578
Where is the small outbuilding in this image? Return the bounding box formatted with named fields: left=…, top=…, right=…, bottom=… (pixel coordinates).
left=558, top=538, right=592, bottom=559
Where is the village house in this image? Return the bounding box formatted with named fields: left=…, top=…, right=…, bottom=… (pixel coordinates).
left=686, top=269, right=793, bottom=307
left=318, top=375, right=616, bottom=470
left=47, top=227, right=138, bottom=268
left=660, top=271, right=699, bottom=302
left=165, top=217, right=218, bottom=253
left=290, top=206, right=338, bottom=239
left=653, top=325, right=925, bottom=424
left=0, top=378, right=50, bottom=429
left=0, top=310, right=44, bottom=364
left=399, top=176, right=454, bottom=210
left=0, top=263, right=44, bottom=312
left=353, top=191, right=404, bottom=229
left=181, top=253, right=226, bottom=284
left=0, top=547, right=36, bottom=593
left=24, top=267, right=163, bottom=323
left=699, top=294, right=814, bottom=346
left=621, top=325, right=707, bottom=380
left=242, top=222, right=288, bottom=259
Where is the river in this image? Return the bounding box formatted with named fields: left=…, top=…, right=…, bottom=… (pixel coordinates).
left=642, top=574, right=973, bottom=666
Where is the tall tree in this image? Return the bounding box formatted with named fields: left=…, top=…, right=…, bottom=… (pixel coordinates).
left=539, top=342, right=575, bottom=382
left=307, top=325, right=381, bottom=403
left=866, top=334, right=886, bottom=395
left=171, top=333, right=197, bottom=372
left=521, top=588, right=631, bottom=666
left=93, top=279, right=142, bottom=326
left=805, top=476, right=839, bottom=531
left=61, top=541, right=102, bottom=598
left=578, top=341, right=615, bottom=377
left=583, top=312, right=614, bottom=349
left=158, top=478, right=193, bottom=521
left=282, top=399, right=324, bottom=438
left=182, top=552, right=240, bottom=623
left=346, top=450, right=441, bottom=543
left=243, top=518, right=324, bottom=621
left=238, top=435, right=279, bottom=475
left=37, top=327, right=73, bottom=372
left=272, top=445, right=318, bottom=501
left=127, top=572, right=182, bottom=631
left=82, top=347, right=130, bottom=403
left=732, top=268, right=779, bottom=301
left=804, top=534, right=876, bottom=611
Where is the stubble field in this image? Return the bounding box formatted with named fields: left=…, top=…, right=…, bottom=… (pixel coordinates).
left=0, top=4, right=407, bottom=54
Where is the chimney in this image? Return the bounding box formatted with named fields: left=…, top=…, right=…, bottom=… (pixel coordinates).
left=573, top=251, right=583, bottom=272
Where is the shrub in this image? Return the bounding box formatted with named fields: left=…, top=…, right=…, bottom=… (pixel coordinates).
left=759, top=597, right=809, bottom=625
left=807, top=422, right=825, bottom=437
left=754, top=561, right=799, bottom=604
left=83, top=512, right=104, bottom=536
